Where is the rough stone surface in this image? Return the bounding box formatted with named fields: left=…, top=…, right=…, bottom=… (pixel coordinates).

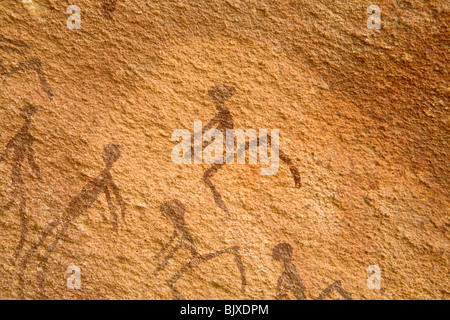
left=0, top=0, right=448, bottom=299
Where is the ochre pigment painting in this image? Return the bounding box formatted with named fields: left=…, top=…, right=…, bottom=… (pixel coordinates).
left=0, top=0, right=448, bottom=301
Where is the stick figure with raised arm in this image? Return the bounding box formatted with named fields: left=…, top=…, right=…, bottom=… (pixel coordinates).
left=0, top=35, right=53, bottom=100
left=199, top=84, right=301, bottom=213
left=19, top=143, right=126, bottom=297
left=153, top=199, right=247, bottom=299
left=0, top=104, right=41, bottom=260
left=272, top=242, right=352, bottom=300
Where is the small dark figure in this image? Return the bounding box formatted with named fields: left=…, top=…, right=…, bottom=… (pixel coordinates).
left=154, top=199, right=247, bottom=299
left=273, top=242, right=352, bottom=300
left=0, top=104, right=42, bottom=259
left=20, top=144, right=126, bottom=297
left=272, top=242, right=306, bottom=300
left=199, top=84, right=301, bottom=213
left=201, top=85, right=236, bottom=213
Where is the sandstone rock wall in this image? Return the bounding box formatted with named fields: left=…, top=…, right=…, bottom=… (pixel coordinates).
left=0, top=0, right=448, bottom=299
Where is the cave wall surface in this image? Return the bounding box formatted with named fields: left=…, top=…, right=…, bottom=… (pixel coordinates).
left=0, top=0, right=448, bottom=299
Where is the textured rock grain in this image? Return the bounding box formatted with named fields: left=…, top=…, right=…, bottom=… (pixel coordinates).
left=0, top=0, right=448, bottom=299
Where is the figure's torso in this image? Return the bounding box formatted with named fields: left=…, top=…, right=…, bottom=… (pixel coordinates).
left=217, top=109, right=234, bottom=131
left=65, top=170, right=110, bottom=220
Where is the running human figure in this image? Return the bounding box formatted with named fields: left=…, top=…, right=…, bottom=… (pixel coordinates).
left=199, top=84, right=301, bottom=213
left=0, top=104, right=42, bottom=260
left=19, top=143, right=126, bottom=296
left=0, top=35, right=53, bottom=100
left=272, top=242, right=352, bottom=300
left=154, top=199, right=247, bottom=299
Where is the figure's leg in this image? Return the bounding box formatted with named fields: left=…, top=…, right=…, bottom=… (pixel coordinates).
left=169, top=283, right=187, bottom=300
left=0, top=185, right=18, bottom=216
left=231, top=246, right=247, bottom=293
left=19, top=216, right=61, bottom=297
left=197, top=245, right=246, bottom=293
left=279, top=149, right=302, bottom=188
left=14, top=194, right=28, bottom=259
left=202, top=134, right=301, bottom=213
left=153, top=242, right=182, bottom=275
left=292, top=284, right=307, bottom=300
left=315, top=280, right=352, bottom=300
left=103, top=186, right=118, bottom=231
left=236, top=136, right=301, bottom=189
left=202, top=163, right=229, bottom=213
left=287, top=278, right=307, bottom=300
left=166, top=256, right=200, bottom=300
left=257, top=135, right=302, bottom=188
left=37, top=222, right=71, bottom=295
left=167, top=245, right=246, bottom=299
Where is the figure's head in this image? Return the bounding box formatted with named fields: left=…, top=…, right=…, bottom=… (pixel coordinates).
left=272, top=242, right=293, bottom=262
left=160, top=199, right=186, bottom=227
left=102, top=143, right=121, bottom=166
left=21, top=104, right=37, bottom=120
left=208, top=84, right=236, bottom=105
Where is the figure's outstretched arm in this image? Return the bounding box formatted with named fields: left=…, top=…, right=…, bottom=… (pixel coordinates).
left=27, top=144, right=42, bottom=179
left=110, top=180, right=126, bottom=221
left=154, top=240, right=182, bottom=275
left=154, top=230, right=177, bottom=260
left=0, top=44, right=25, bottom=56
left=0, top=35, right=28, bottom=50
left=0, top=35, right=28, bottom=56
left=104, top=185, right=118, bottom=231
left=180, top=237, right=198, bottom=256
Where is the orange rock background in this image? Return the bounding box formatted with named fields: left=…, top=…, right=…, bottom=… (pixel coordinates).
left=0, top=0, right=448, bottom=299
